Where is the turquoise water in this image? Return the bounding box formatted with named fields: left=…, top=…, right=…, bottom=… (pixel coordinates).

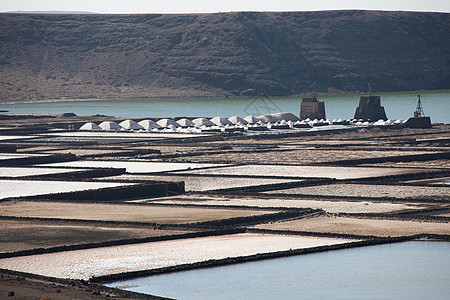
left=106, top=241, right=450, bottom=300
left=1, top=90, right=449, bottom=123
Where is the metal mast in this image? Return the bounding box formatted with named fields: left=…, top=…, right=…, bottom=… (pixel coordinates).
left=414, top=94, right=425, bottom=118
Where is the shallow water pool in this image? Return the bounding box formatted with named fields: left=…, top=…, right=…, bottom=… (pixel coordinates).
left=107, top=241, right=450, bottom=300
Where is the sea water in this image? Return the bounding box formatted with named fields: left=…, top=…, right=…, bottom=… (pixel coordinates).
left=106, top=241, right=450, bottom=300
left=1, top=90, right=449, bottom=123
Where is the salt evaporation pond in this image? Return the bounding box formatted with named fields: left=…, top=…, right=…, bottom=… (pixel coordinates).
left=0, top=153, right=51, bottom=160
left=0, top=233, right=356, bottom=279
left=152, top=196, right=424, bottom=214
left=0, top=167, right=84, bottom=178
left=176, top=165, right=425, bottom=180
left=40, top=161, right=227, bottom=173
left=0, top=180, right=132, bottom=199
left=107, top=175, right=299, bottom=191
left=108, top=241, right=450, bottom=300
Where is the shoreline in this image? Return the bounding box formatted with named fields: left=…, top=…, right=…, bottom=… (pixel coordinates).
left=1, top=89, right=449, bottom=105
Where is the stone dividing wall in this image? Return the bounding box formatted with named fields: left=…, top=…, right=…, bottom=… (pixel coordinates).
left=0, top=153, right=76, bottom=167
left=20, top=167, right=126, bottom=180
left=4, top=182, right=184, bottom=202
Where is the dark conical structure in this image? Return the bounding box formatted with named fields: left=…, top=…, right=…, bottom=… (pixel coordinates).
left=300, top=82, right=326, bottom=120
left=353, top=95, right=388, bottom=121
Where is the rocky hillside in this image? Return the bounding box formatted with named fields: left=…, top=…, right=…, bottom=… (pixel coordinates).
left=0, top=11, right=449, bottom=101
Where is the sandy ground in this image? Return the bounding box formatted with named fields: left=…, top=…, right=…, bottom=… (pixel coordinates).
left=0, top=201, right=276, bottom=224
left=0, top=233, right=358, bottom=280
left=0, top=180, right=133, bottom=200
left=253, top=215, right=450, bottom=237
left=0, top=219, right=189, bottom=253
left=0, top=272, right=134, bottom=300
left=102, top=174, right=299, bottom=191
left=263, top=183, right=450, bottom=199
left=175, top=165, right=429, bottom=179
left=148, top=195, right=431, bottom=213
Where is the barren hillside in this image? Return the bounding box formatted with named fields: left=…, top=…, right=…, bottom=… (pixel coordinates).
left=0, top=11, right=449, bottom=102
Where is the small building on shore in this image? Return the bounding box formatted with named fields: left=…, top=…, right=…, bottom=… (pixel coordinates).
left=406, top=95, right=432, bottom=128
left=354, top=95, right=387, bottom=121
left=300, top=97, right=326, bottom=120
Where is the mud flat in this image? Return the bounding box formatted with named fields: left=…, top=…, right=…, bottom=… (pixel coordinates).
left=0, top=233, right=358, bottom=280
left=175, top=164, right=430, bottom=179
left=0, top=201, right=276, bottom=224
left=263, top=183, right=450, bottom=200
left=253, top=215, right=450, bottom=237
left=150, top=195, right=432, bottom=214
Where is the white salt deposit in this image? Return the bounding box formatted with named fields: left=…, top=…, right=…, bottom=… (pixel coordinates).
left=0, top=233, right=357, bottom=279
left=192, top=118, right=214, bottom=126
left=0, top=179, right=132, bottom=200
left=157, top=118, right=180, bottom=128
left=98, top=121, right=123, bottom=131
left=138, top=119, right=161, bottom=130
left=119, top=120, right=143, bottom=130
left=79, top=122, right=101, bottom=131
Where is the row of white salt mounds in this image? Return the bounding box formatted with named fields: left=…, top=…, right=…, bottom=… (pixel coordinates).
left=244, top=112, right=300, bottom=124
left=79, top=112, right=310, bottom=132
left=372, top=119, right=405, bottom=126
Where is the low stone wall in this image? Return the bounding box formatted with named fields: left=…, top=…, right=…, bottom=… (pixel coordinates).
left=0, top=144, right=16, bottom=153
left=185, top=209, right=322, bottom=229
left=5, top=181, right=184, bottom=202
left=0, top=153, right=76, bottom=166
left=22, top=167, right=126, bottom=180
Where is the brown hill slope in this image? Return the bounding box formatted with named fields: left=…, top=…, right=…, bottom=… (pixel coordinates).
left=0, top=11, right=449, bottom=102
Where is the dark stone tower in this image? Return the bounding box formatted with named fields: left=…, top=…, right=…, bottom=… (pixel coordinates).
left=300, top=97, right=326, bottom=120
left=354, top=95, right=387, bottom=121
left=300, top=82, right=326, bottom=120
